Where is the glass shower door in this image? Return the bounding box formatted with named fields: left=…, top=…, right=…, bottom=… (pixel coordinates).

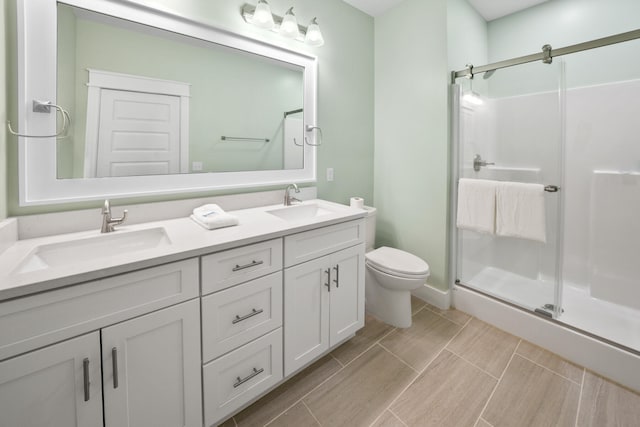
left=455, top=60, right=564, bottom=318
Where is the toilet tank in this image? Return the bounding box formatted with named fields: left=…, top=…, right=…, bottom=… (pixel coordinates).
left=363, top=206, right=377, bottom=252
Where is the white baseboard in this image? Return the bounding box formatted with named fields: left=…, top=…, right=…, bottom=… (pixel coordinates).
left=412, top=283, right=451, bottom=310
left=453, top=285, right=640, bottom=392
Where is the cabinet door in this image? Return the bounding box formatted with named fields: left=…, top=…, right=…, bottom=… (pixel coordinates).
left=329, top=244, right=366, bottom=346
left=0, top=332, right=103, bottom=427
left=102, top=299, right=202, bottom=427
left=284, top=255, right=331, bottom=376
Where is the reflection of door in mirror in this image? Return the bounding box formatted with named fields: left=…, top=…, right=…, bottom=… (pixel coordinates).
left=56, top=4, right=305, bottom=180
left=84, top=70, right=190, bottom=178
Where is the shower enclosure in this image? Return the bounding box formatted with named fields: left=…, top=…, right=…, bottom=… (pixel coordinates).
left=451, top=30, right=640, bottom=353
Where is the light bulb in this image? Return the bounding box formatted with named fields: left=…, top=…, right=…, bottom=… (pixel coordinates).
left=304, top=18, right=324, bottom=46
left=253, top=0, right=274, bottom=29
left=280, top=7, right=300, bottom=39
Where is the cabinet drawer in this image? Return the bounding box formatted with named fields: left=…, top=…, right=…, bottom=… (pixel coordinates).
left=284, top=219, right=364, bottom=267
left=0, top=259, right=199, bottom=361
left=201, top=239, right=283, bottom=295
left=203, top=329, right=283, bottom=426
left=202, top=272, right=283, bottom=362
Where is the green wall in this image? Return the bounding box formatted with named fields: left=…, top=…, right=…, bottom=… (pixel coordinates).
left=5, top=0, right=374, bottom=215
left=0, top=1, right=7, bottom=219
left=374, top=0, right=449, bottom=291
left=488, top=0, right=640, bottom=92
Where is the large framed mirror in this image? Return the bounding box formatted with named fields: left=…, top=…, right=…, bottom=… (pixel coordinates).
left=16, top=0, right=318, bottom=206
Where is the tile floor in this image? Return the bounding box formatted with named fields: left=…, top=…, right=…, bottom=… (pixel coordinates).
left=221, top=297, right=640, bottom=427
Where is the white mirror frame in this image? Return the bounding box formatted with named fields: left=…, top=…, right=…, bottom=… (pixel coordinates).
left=17, top=0, right=318, bottom=206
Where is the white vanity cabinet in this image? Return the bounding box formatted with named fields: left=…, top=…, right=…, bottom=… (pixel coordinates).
left=0, top=260, right=202, bottom=427
left=283, top=221, right=365, bottom=376
left=200, top=239, right=284, bottom=426
left=0, top=332, right=104, bottom=427
left=102, top=299, right=202, bottom=427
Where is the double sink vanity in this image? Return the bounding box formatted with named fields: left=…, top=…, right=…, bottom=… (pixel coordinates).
left=0, top=198, right=366, bottom=427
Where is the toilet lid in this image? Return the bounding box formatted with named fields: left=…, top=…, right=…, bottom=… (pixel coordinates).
left=365, top=246, right=430, bottom=277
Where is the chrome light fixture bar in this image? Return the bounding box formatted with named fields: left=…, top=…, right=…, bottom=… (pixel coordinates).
left=242, top=2, right=324, bottom=46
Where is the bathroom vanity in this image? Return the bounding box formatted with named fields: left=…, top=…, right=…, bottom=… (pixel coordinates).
left=0, top=199, right=366, bottom=427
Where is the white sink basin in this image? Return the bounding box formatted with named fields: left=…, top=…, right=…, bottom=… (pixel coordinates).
left=14, top=227, right=171, bottom=274
left=267, top=203, right=334, bottom=222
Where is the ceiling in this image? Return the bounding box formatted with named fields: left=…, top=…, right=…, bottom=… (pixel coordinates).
left=342, top=0, right=550, bottom=20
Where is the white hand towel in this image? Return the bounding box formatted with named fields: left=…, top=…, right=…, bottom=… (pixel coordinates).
left=191, top=204, right=239, bottom=230
left=496, top=182, right=546, bottom=242
left=456, top=178, right=497, bottom=234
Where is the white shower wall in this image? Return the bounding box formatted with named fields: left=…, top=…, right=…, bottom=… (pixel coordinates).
left=461, top=78, right=640, bottom=311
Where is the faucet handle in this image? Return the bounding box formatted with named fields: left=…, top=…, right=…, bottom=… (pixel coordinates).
left=112, top=209, right=128, bottom=223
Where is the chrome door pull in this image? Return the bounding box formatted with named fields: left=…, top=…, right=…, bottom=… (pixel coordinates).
left=83, top=358, right=90, bottom=402
left=325, top=268, right=331, bottom=292
left=333, top=265, right=340, bottom=288
left=233, top=367, right=264, bottom=388
left=112, top=347, right=119, bottom=389
left=544, top=185, right=559, bottom=192
left=232, top=260, right=264, bottom=272
left=232, top=308, right=264, bottom=324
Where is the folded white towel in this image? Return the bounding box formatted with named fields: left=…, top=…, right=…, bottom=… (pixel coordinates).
left=456, top=178, right=497, bottom=234
left=496, top=182, right=546, bottom=242
left=191, top=204, right=239, bottom=230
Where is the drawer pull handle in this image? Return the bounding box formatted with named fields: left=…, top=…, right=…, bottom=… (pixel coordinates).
left=232, top=260, right=264, bottom=272
left=325, top=268, right=331, bottom=292
left=112, top=347, right=119, bottom=389
left=232, top=308, right=264, bottom=324
left=233, top=367, right=264, bottom=388
left=333, top=264, right=340, bottom=288
left=83, top=358, right=90, bottom=402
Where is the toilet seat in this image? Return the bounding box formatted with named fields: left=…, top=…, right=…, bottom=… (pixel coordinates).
left=365, top=246, right=430, bottom=279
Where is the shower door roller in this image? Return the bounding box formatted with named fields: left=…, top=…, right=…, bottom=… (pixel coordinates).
left=544, top=185, right=559, bottom=192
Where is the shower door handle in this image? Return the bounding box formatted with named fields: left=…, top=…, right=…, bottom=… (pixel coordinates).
left=544, top=185, right=559, bottom=193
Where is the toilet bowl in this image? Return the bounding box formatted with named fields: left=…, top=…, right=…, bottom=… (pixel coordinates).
left=362, top=207, right=430, bottom=328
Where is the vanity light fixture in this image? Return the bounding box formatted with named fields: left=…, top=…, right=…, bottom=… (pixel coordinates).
left=305, top=18, right=324, bottom=47
left=242, top=3, right=325, bottom=47
left=279, top=7, right=300, bottom=39
left=252, top=0, right=275, bottom=29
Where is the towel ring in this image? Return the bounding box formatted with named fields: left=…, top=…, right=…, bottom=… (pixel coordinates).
left=304, top=125, right=323, bottom=146
left=7, top=100, right=71, bottom=139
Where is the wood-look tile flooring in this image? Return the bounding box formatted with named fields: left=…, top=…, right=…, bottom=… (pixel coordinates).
left=221, top=297, right=640, bottom=427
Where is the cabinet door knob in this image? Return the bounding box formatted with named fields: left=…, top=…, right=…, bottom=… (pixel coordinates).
left=83, top=358, right=90, bottom=402
left=112, top=347, right=119, bottom=389
left=333, top=265, right=340, bottom=288
left=324, top=268, right=331, bottom=292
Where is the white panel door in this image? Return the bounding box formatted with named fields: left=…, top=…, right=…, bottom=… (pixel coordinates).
left=329, top=244, right=365, bottom=346
left=284, top=255, right=330, bottom=376
left=102, top=299, right=202, bottom=427
left=0, top=332, right=103, bottom=427
left=96, top=89, right=181, bottom=177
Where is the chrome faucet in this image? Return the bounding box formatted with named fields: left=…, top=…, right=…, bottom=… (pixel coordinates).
left=473, top=154, right=495, bottom=172
left=284, top=183, right=301, bottom=206
left=101, top=199, right=128, bottom=233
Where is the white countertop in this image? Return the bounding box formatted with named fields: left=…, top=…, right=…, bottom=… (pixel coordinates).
left=0, top=199, right=366, bottom=301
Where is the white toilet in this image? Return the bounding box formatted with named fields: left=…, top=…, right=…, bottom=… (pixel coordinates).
left=363, top=207, right=430, bottom=328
